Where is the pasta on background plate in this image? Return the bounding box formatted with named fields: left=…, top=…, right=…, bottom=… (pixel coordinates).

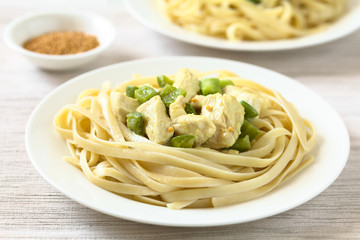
left=54, top=69, right=316, bottom=209
left=157, top=0, right=348, bottom=41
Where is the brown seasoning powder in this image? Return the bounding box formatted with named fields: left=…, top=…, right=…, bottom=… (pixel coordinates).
left=23, top=31, right=100, bottom=55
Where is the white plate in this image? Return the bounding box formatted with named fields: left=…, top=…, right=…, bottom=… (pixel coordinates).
left=124, top=0, right=360, bottom=51
left=26, top=56, right=350, bottom=226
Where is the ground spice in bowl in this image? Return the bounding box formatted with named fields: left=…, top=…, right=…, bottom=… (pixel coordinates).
left=23, top=31, right=100, bottom=55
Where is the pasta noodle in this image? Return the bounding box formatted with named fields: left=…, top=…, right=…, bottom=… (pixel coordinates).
left=54, top=69, right=316, bottom=209
left=158, top=0, right=348, bottom=41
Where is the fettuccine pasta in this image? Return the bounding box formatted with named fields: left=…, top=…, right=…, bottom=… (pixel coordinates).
left=158, top=0, right=347, bottom=41
left=54, top=69, right=316, bottom=209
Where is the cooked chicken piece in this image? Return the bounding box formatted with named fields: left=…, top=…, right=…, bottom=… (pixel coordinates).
left=169, top=95, right=216, bottom=146
left=169, top=95, right=187, bottom=120
left=201, top=93, right=244, bottom=149
left=172, top=115, right=216, bottom=146
left=136, top=95, right=173, bottom=145
left=173, top=68, right=200, bottom=102
left=223, top=85, right=270, bottom=116
left=110, top=91, right=139, bottom=123
left=190, top=95, right=205, bottom=110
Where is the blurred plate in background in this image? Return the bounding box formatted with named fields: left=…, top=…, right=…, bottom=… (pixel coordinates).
left=124, top=0, right=360, bottom=51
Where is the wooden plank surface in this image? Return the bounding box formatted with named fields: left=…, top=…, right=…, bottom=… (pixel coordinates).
left=0, top=0, right=359, bottom=239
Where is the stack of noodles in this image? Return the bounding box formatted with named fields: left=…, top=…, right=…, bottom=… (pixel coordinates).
left=54, top=70, right=316, bottom=209
left=158, top=0, right=347, bottom=41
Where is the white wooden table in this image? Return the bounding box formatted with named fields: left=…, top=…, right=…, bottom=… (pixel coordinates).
left=1, top=1, right=359, bottom=239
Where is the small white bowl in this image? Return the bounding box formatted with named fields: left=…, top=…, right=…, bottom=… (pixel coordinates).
left=3, top=10, right=116, bottom=70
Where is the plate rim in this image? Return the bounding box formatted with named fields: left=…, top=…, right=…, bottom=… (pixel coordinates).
left=25, top=56, right=350, bottom=226
left=123, top=0, right=360, bottom=51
